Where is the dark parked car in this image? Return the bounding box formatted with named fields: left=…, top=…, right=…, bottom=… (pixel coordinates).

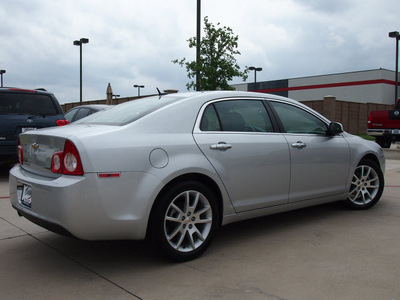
left=0, top=88, right=67, bottom=163
left=64, top=104, right=112, bottom=123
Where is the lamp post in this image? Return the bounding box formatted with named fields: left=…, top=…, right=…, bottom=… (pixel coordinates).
left=73, top=38, right=89, bottom=104
left=196, top=0, right=201, bottom=91
left=389, top=31, right=399, bottom=103
left=134, top=85, right=144, bottom=97
left=249, top=67, right=262, bottom=92
left=0, top=70, right=5, bottom=87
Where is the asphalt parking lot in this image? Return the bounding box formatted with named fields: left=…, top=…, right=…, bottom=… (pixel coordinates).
left=1, top=149, right=400, bottom=300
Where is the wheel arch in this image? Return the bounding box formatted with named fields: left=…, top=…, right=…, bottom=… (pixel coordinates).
left=146, top=172, right=224, bottom=238
left=359, top=153, right=381, bottom=167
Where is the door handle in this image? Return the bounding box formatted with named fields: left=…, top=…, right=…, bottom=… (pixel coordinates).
left=291, top=141, right=307, bottom=149
left=210, top=142, right=232, bottom=150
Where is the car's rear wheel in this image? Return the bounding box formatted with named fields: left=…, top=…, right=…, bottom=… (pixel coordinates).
left=346, top=159, right=384, bottom=209
left=150, top=181, right=219, bottom=261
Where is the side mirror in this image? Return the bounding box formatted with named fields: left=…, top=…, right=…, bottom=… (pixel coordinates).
left=327, top=122, right=344, bottom=136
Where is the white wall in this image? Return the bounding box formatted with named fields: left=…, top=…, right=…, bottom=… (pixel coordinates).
left=234, top=69, right=399, bottom=105
left=288, top=69, right=397, bottom=104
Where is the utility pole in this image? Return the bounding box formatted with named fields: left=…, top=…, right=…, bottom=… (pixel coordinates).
left=389, top=31, right=399, bottom=103
left=196, top=0, right=201, bottom=91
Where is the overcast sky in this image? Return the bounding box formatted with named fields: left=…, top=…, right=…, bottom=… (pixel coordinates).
left=0, top=0, right=398, bottom=104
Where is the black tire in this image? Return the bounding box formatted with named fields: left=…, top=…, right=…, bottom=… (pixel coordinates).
left=345, top=159, right=384, bottom=209
left=150, top=181, right=219, bottom=262
left=376, top=136, right=391, bottom=148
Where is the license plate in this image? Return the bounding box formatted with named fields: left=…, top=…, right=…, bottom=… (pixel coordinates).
left=392, top=129, right=400, bottom=135
left=21, top=127, right=37, bottom=133
left=17, top=183, right=32, bottom=208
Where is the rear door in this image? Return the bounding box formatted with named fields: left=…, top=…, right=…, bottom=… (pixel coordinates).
left=193, top=98, right=290, bottom=212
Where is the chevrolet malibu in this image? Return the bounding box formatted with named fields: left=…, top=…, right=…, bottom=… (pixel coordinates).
left=9, top=91, right=385, bottom=261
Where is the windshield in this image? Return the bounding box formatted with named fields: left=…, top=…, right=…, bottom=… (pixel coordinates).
left=76, top=94, right=185, bottom=125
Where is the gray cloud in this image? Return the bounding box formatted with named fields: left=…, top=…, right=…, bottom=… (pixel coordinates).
left=0, top=0, right=398, bottom=103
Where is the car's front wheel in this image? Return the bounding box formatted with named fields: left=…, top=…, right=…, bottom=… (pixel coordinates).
left=150, top=181, right=219, bottom=261
left=346, top=159, right=384, bottom=209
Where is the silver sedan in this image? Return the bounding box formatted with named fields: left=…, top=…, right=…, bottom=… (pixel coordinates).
left=9, top=91, right=385, bottom=261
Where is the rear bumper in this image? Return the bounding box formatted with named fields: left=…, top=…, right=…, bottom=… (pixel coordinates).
left=367, top=129, right=400, bottom=136
left=9, top=164, right=162, bottom=241
left=12, top=203, right=74, bottom=237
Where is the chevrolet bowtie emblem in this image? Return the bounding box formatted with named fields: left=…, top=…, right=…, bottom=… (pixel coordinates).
left=31, top=143, right=39, bottom=150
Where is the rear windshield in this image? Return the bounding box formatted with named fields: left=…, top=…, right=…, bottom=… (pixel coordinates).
left=0, top=93, right=59, bottom=115
left=76, top=94, right=184, bottom=125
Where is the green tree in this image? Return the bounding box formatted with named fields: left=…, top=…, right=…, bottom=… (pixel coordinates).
left=173, top=16, right=248, bottom=91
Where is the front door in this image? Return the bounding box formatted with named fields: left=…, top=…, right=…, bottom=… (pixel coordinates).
left=269, top=101, right=350, bottom=202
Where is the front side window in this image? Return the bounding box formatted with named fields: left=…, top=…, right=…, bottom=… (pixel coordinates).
left=270, top=101, right=327, bottom=134
left=200, top=100, right=274, bottom=132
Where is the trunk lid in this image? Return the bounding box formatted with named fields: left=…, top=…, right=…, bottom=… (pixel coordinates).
left=19, top=124, right=121, bottom=177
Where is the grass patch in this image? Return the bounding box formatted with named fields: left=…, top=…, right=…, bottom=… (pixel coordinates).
left=356, top=134, right=375, bottom=141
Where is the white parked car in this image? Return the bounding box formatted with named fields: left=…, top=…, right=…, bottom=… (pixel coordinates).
left=9, top=91, right=385, bottom=261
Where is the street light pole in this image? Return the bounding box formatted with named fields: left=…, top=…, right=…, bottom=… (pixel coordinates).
left=196, top=0, right=201, bottom=91
left=389, top=31, right=399, bottom=103
left=134, top=85, right=145, bottom=97
left=0, top=70, right=5, bottom=87
left=73, top=38, right=89, bottom=104
left=248, top=67, right=262, bottom=92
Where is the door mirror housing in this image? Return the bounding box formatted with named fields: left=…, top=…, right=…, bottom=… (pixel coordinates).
left=327, top=122, right=344, bottom=136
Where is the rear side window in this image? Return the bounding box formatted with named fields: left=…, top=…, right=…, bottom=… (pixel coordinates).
left=64, top=108, right=79, bottom=122
left=0, top=93, right=59, bottom=115
left=200, top=100, right=274, bottom=132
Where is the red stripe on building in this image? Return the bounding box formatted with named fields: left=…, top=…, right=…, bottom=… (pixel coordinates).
left=258, top=79, right=397, bottom=94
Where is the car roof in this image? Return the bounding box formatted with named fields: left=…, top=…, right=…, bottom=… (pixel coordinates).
left=0, top=87, right=56, bottom=96
left=68, top=104, right=112, bottom=109
left=161, top=90, right=299, bottom=106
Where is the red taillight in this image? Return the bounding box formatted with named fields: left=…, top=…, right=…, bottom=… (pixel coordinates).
left=51, top=140, right=84, bottom=175
left=367, top=112, right=372, bottom=128
left=51, top=151, right=64, bottom=173
left=56, top=120, right=70, bottom=126
left=17, top=137, right=23, bottom=165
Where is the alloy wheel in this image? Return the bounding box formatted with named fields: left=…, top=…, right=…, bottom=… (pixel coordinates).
left=348, top=165, right=380, bottom=206
left=164, top=190, right=213, bottom=253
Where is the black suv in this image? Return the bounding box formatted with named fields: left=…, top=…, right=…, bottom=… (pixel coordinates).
left=0, top=88, right=67, bottom=164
